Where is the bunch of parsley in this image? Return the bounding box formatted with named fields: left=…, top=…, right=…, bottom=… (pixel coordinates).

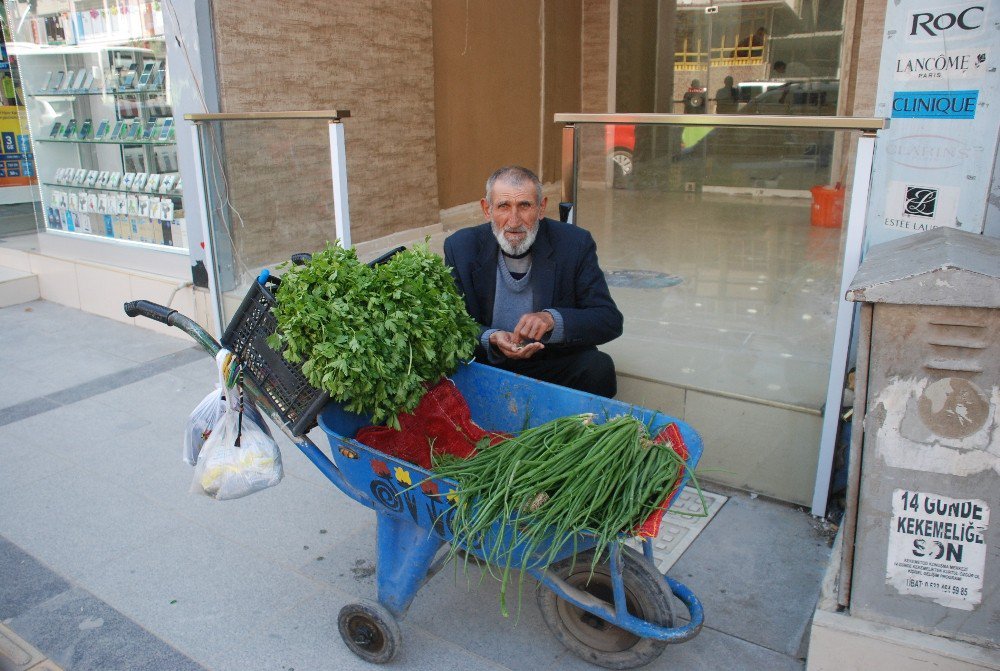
left=268, top=243, right=479, bottom=429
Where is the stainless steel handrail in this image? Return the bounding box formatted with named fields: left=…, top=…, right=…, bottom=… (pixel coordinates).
left=554, top=113, right=885, bottom=131
left=185, top=110, right=351, bottom=122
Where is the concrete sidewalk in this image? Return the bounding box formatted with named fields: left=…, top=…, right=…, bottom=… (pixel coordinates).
left=0, top=300, right=833, bottom=671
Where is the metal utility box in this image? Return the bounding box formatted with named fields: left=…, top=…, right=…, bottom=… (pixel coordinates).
left=839, top=227, right=999, bottom=647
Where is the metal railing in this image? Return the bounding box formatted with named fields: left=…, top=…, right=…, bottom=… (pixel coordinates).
left=183, top=110, right=352, bottom=336
left=554, top=112, right=887, bottom=517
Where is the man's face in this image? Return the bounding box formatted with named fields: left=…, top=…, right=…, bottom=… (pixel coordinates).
left=482, top=178, right=547, bottom=256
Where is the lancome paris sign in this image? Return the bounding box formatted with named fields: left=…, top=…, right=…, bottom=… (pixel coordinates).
left=895, top=48, right=988, bottom=80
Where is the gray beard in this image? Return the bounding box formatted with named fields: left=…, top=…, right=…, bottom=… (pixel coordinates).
left=491, top=220, right=539, bottom=256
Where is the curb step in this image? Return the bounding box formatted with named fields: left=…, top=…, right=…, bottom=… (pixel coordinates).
left=0, top=622, right=63, bottom=671
left=0, top=265, right=40, bottom=308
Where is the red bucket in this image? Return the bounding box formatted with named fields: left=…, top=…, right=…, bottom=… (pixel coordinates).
left=810, top=185, right=845, bottom=228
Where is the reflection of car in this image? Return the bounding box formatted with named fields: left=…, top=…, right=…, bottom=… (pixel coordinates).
left=607, top=124, right=636, bottom=178
left=675, top=80, right=840, bottom=188
left=736, top=80, right=787, bottom=103
left=740, top=79, right=839, bottom=116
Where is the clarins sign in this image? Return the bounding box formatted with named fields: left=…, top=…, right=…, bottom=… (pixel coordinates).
left=884, top=135, right=977, bottom=170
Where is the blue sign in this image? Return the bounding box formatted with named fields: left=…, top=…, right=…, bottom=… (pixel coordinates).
left=892, top=90, right=978, bottom=119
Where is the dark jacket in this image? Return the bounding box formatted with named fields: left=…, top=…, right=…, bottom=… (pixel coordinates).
left=443, top=218, right=623, bottom=360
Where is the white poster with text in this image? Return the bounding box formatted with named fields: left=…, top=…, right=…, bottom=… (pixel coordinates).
left=887, top=489, right=989, bottom=610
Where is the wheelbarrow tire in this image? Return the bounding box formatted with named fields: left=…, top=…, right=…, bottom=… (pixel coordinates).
left=337, top=600, right=401, bottom=664
left=537, top=546, right=672, bottom=670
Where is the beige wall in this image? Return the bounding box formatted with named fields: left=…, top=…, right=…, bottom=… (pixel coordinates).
left=581, top=0, right=611, bottom=113
left=579, top=0, right=611, bottom=183
left=542, top=0, right=583, bottom=184
left=615, top=0, right=657, bottom=113
left=209, top=0, right=439, bottom=265
left=433, top=0, right=581, bottom=210
left=842, top=0, right=886, bottom=118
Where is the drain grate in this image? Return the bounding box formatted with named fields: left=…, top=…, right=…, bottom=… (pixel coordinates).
left=604, top=269, right=683, bottom=289
left=626, top=488, right=727, bottom=574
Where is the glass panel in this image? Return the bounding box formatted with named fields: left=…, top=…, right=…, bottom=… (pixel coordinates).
left=195, top=118, right=340, bottom=326
left=0, top=3, right=41, bottom=235
left=4, top=1, right=184, bottom=248
left=615, top=2, right=847, bottom=191
left=664, top=0, right=846, bottom=95
left=577, top=122, right=853, bottom=411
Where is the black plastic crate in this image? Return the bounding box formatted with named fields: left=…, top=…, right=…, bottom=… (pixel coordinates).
left=221, top=276, right=328, bottom=436
left=220, top=247, right=406, bottom=437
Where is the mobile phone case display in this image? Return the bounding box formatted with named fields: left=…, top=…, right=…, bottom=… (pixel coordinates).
left=5, top=1, right=186, bottom=249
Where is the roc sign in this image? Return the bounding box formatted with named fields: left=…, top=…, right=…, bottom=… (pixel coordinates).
left=888, top=489, right=988, bottom=610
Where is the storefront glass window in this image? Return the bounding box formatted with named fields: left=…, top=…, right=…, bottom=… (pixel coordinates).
left=4, top=1, right=187, bottom=250
left=600, top=0, right=853, bottom=415
left=616, top=0, right=847, bottom=190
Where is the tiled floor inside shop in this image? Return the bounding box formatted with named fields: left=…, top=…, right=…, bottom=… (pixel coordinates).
left=0, top=203, right=40, bottom=238
left=576, top=187, right=845, bottom=411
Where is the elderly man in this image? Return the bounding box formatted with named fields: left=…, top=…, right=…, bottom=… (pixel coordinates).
left=443, top=166, right=623, bottom=397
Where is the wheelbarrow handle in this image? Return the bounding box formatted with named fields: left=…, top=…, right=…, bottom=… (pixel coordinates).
left=124, top=300, right=222, bottom=358
left=124, top=299, right=177, bottom=325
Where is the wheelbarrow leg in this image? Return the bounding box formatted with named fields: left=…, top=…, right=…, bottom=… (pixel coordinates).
left=375, top=511, right=446, bottom=619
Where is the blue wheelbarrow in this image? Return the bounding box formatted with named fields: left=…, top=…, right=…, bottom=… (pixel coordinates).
left=125, top=271, right=705, bottom=669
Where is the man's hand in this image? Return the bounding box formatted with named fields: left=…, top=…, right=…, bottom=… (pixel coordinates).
left=489, top=330, right=544, bottom=360
left=513, top=311, right=555, bottom=343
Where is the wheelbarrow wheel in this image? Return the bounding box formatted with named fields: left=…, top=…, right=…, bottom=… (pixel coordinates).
left=338, top=600, right=401, bottom=664
left=537, top=546, right=673, bottom=670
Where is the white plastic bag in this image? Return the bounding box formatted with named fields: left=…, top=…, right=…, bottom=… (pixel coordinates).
left=184, top=387, right=272, bottom=466
left=191, top=402, right=283, bottom=500
left=188, top=349, right=282, bottom=500
left=184, top=388, right=223, bottom=466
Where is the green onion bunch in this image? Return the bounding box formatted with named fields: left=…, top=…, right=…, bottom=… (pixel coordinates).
left=431, top=413, right=703, bottom=616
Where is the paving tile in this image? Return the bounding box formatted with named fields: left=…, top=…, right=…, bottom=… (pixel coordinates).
left=670, top=492, right=830, bottom=658
left=295, top=523, right=381, bottom=596
left=150, top=455, right=373, bottom=572
left=0, top=355, right=129, bottom=409
left=0, top=537, right=71, bottom=621
left=0, top=434, right=70, bottom=490
left=0, top=392, right=152, bottom=452
left=65, top=519, right=331, bottom=658
left=0, top=469, right=191, bottom=588
left=653, top=625, right=804, bottom=671
left=206, top=584, right=511, bottom=671
left=85, top=365, right=218, bottom=430
left=404, top=563, right=571, bottom=669
left=8, top=588, right=204, bottom=671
